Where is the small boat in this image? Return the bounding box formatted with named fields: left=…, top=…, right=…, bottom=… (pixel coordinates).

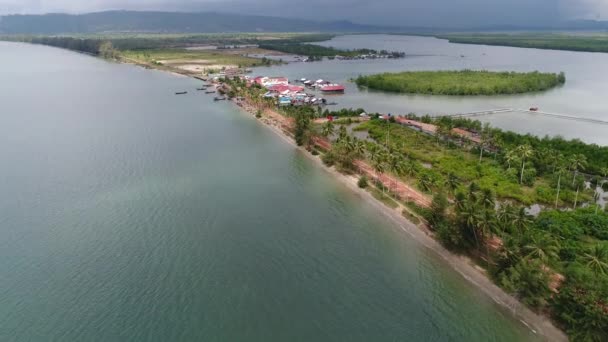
left=175, top=91, right=188, bottom=95
left=214, top=97, right=226, bottom=101
left=205, top=90, right=216, bottom=94
left=529, top=107, right=539, bottom=112
left=196, top=87, right=208, bottom=91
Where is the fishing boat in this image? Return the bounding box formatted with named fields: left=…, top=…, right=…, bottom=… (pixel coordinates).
left=320, top=84, right=346, bottom=93
left=175, top=91, right=188, bottom=95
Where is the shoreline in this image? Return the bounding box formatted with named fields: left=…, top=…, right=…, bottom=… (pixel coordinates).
left=128, top=59, right=568, bottom=341
left=236, top=103, right=567, bottom=342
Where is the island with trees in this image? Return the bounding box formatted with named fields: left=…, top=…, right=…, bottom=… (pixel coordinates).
left=218, top=76, right=607, bottom=341
left=355, top=70, right=566, bottom=95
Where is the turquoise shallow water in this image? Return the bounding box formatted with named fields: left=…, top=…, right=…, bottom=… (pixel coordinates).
left=0, top=42, right=538, bottom=341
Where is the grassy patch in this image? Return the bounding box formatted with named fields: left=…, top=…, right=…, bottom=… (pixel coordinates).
left=367, top=187, right=400, bottom=209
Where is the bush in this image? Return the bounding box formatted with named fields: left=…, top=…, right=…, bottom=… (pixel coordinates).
left=358, top=176, right=369, bottom=188
left=322, top=152, right=336, bottom=166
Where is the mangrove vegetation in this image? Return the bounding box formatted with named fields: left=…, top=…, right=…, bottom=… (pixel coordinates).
left=355, top=70, right=566, bottom=95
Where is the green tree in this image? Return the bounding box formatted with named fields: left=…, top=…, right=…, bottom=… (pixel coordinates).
left=569, top=154, right=588, bottom=186
left=523, top=232, right=559, bottom=264
left=516, top=144, right=534, bottom=185
left=294, top=112, right=311, bottom=146
left=321, top=120, right=335, bottom=138
left=582, top=245, right=608, bottom=275
left=444, top=172, right=461, bottom=194
left=554, top=163, right=567, bottom=209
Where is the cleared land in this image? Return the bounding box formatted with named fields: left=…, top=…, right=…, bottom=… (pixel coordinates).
left=355, top=70, right=566, bottom=95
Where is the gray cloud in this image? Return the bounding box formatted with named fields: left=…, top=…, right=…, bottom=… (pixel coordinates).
left=0, top=0, right=606, bottom=26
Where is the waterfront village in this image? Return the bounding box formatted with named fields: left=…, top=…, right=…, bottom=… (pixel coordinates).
left=198, top=74, right=486, bottom=147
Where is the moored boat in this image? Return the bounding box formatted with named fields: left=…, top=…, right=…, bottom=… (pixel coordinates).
left=320, top=84, right=346, bottom=93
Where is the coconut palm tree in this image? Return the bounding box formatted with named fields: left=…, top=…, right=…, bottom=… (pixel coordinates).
left=386, top=153, right=403, bottom=194
left=478, top=123, right=492, bottom=163
left=594, top=192, right=602, bottom=214
left=497, top=204, right=517, bottom=234
left=573, top=177, right=585, bottom=209
left=373, top=151, right=388, bottom=196
left=523, top=233, right=559, bottom=264
left=418, top=173, right=436, bottom=193
left=513, top=207, right=532, bottom=236
left=459, top=201, right=482, bottom=248
left=321, top=120, right=335, bottom=138
left=554, top=164, right=567, bottom=209
left=582, top=245, right=608, bottom=275
left=480, top=188, right=496, bottom=210
left=444, top=172, right=461, bottom=194
left=403, top=160, right=418, bottom=178
left=569, top=154, right=588, bottom=186
left=337, top=125, right=348, bottom=142
left=516, top=144, right=534, bottom=185
left=504, top=149, right=517, bottom=171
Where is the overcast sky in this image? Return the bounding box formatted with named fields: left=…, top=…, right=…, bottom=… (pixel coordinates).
left=1, top=0, right=607, bottom=27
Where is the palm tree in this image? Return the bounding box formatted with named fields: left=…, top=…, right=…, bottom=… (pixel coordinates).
left=337, top=125, right=348, bottom=142
left=403, top=160, right=418, bottom=178
left=373, top=151, right=388, bottom=196
left=516, top=144, right=534, bottom=185
left=477, top=209, right=496, bottom=262
left=497, top=204, right=517, bottom=234
left=504, top=149, right=517, bottom=171
left=454, top=191, right=467, bottom=212
left=573, top=177, right=585, bottom=210
left=582, top=245, right=608, bottom=275
left=387, top=153, right=403, bottom=194
left=418, top=173, right=436, bottom=193
left=467, top=182, right=480, bottom=203
left=445, top=172, right=461, bottom=194
left=478, top=123, right=492, bottom=163
left=321, top=120, right=335, bottom=138
left=480, top=188, right=496, bottom=209
left=459, top=202, right=482, bottom=248
left=569, top=154, right=588, bottom=186
left=594, top=192, right=602, bottom=214
left=513, top=207, right=532, bottom=236
left=523, top=233, right=559, bottom=264
left=554, top=164, right=567, bottom=209
left=354, top=139, right=366, bottom=158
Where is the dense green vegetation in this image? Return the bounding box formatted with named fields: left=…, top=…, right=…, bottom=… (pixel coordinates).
left=439, top=33, right=608, bottom=53
left=0, top=33, right=332, bottom=54
left=355, top=70, right=566, bottom=95
left=259, top=42, right=405, bottom=59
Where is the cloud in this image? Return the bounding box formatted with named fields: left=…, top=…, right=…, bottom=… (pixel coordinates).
left=0, top=0, right=605, bottom=26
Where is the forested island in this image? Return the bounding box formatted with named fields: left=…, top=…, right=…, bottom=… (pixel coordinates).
left=355, top=70, right=566, bottom=95
left=218, top=76, right=607, bottom=341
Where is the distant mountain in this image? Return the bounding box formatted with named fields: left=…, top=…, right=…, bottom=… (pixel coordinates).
left=0, top=11, right=405, bottom=34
